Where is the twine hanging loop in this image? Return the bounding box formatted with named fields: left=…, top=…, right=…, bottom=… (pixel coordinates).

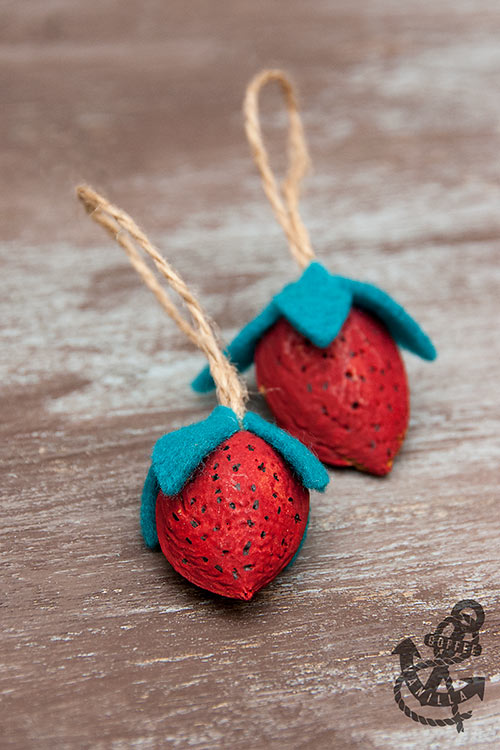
left=244, top=69, right=315, bottom=269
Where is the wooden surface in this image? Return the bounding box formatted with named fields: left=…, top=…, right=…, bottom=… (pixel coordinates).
left=2, top=2, right=500, bottom=748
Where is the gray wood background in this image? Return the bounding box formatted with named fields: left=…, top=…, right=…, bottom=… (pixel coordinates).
left=1, top=1, right=499, bottom=748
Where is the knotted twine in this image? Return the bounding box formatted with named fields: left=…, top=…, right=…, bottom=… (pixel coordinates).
left=244, top=69, right=316, bottom=270
left=76, top=185, right=247, bottom=420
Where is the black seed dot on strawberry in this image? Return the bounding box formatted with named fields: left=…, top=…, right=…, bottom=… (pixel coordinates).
left=273, top=472, right=279, bottom=481
left=201, top=535, right=207, bottom=541
left=215, top=565, right=223, bottom=573
left=185, top=537, right=192, bottom=544
left=253, top=500, right=259, bottom=510
left=213, top=463, right=218, bottom=470
left=247, top=519, right=254, bottom=527
left=232, top=464, right=240, bottom=472
left=222, top=550, right=229, bottom=555
left=232, top=570, right=238, bottom=579
left=244, top=565, right=253, bottom=571
left=351, top=402, right=359, bottom=409
left=212, top=474, right=218, bottom=480
left=261, top=531, right=266, bottom=538
left=322, top=382, right=329, bottom=390
left=321, top=405, right=327, bottom=414
left=277, top=507, right=281, bottom=514
left=257, top=463, right=265, bottom=472
left=345, top=371, right=353, bottom=379
left=202, top=556, right=208, bottom=562
left=191, top=520, right=198, bottom=528
left=201, top=506, right=206, bottom=513
left=229, top=502, right=236, bottom=509
left=288, top=497, right=293, bottom=503
left=281, top=538, right=286, bottom=546
left=223, top=445, right=229, bottom=451
left=172, top=512, right=179, bottom=521
left=272, top=492, right=278, bottom=498
left=213, top=526, right=219, bottom=532
left=247, top=444, right=255, bottom=452
left=243, top=541, right=251, bottom=555
left=251, top=484, right=256, bottom=492
left=294, top=514, right=301, bottom=523
left=234, top=482, right=241, bottom=490
left=215, top=488, right=221, bottom=494
left=182, top=558, right=188, bottom=564
left=190, top=497, right=196, bottom=505
left=264, top=516, right=269, bottom=521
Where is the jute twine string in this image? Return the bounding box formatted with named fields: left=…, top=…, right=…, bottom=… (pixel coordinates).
left=244, top=69, right=315, bottom=269
left=76, top=185, right=247, bottom=420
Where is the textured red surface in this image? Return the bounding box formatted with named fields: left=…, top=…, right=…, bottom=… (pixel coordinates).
left=156, top=431, right=309, bottom=600
left=255, top=309, right=409, bottom=476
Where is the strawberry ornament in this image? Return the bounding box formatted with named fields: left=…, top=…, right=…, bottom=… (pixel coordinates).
left=192, top=70, right=436, bottom=476
left=77, top=185, right=328, bottom=601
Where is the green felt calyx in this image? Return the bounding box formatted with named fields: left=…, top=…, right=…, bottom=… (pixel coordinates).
left=191, top=261, right=437, bottom=393
left=140, top=405, right=329, bottom=549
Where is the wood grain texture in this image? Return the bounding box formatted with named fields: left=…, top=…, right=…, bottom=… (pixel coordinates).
left=1, top=2, right=500, bottom=748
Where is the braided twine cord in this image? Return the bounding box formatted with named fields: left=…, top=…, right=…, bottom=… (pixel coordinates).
left=244, top=68, right=315, bottom=269
left=76, top=185, right=247, bottom=420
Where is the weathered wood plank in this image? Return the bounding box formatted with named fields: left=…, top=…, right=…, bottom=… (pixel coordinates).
left=1, top=2, right=500, bottom=748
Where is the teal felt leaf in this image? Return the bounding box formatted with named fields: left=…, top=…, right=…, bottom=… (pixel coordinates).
left=243, top=411, right=329, bottom=491
left=341, top=277, right=437, bottom=361
left=191, top=302, right=280, bottom=393
left=152, top=405, right=240, bottom=497
left=141, top=465, right=160, bottom=549
left=191, top=261, right=436, bottom=392
left=273, top=262, right=353, bottom=348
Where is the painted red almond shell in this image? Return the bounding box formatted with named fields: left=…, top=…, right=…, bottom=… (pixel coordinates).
left=254, top=308, right=409, bottom=476
left=156, top=431, right=309, bottom=600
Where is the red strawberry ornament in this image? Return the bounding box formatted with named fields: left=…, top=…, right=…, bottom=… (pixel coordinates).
left=142, top=406, right=327, bottom=600
left=192, top=263, right=435, bottom=476
left=156, top=431, right=309, bottom=600
left=192, top=70, right=436, bottom=475
left=77, top=185, right=328, bottom=603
